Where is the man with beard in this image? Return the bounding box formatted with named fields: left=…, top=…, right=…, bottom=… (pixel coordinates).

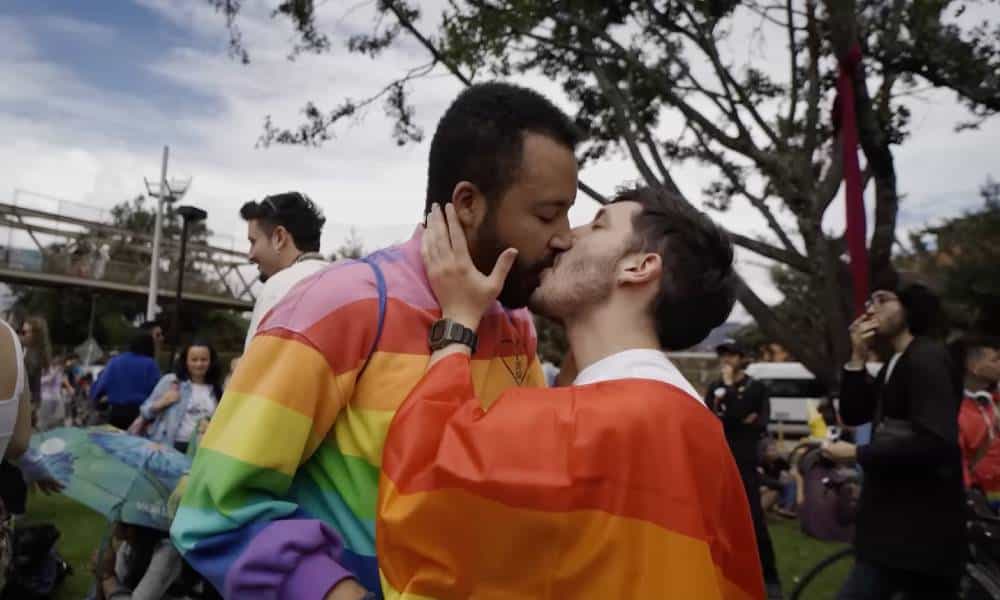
left=375, top=187, right=765, bottom=599
left=171, top=82, right=579, bottom=600
left=824, top=280, right=964, bottom=599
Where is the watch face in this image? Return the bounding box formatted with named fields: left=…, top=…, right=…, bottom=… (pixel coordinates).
left=430, top=320, right=447, bottom=343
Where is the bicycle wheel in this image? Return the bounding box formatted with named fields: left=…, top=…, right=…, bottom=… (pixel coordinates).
left=790, top=547, right=855, bottom=600
left=963, top=563, right=1000, bottom=600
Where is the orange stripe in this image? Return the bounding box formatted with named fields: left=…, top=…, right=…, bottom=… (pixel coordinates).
left=381, top=355, right=763, bottom=596
left=377, top=478, right=759, bottom=600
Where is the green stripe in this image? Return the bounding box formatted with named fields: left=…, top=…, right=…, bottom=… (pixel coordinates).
left=181, top=447, right=293, bottom=515
left=306, top=442, right=380, bottom=520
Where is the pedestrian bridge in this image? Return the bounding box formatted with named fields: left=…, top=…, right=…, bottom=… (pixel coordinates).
left=0, top=191, right=255, bottom=312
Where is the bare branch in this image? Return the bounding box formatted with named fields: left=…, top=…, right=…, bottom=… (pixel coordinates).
left=585, top=53, right=663, bottom=189
left=803, top=0, right=822, bottom=159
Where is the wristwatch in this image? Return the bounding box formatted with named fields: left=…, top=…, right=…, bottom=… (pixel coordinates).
left=429, top=318, right=478, bottom=352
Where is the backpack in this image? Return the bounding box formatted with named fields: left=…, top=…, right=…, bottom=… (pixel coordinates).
left=1, top=523, right=71, bottom=599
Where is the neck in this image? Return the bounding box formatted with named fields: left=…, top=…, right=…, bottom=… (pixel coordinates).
left=966, top=376, right=993, bottom=393
left=564, top=301, right=660, bottom=373
left=190, top=375, right=206, bottom=384
left=889, top=330, right=914, bottom=355
left=279, top=250, right=304, bottom=271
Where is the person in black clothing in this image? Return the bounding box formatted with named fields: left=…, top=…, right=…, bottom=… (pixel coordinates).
left=705, top=339, right=782, bottom=599
left=824, top=280, right=964, bottom=599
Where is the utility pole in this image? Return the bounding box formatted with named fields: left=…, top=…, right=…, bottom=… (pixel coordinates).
left=143, top=146, right=191, bottom=322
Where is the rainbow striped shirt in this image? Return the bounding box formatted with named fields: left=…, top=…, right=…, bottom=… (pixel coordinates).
left=171, top=229, right=543, bottom=598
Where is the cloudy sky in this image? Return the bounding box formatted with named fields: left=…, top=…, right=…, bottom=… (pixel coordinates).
left=1, top=1, right=997, bottom=316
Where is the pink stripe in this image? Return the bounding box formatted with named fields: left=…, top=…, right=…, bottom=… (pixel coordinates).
left=264, top=228, right=538, bottom=334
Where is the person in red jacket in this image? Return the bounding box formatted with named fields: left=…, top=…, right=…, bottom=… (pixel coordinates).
left=952, top=335, right=1000, bottom=505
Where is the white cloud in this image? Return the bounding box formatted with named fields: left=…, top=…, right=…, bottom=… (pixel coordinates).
left=0, top=0, right=996, bottom=326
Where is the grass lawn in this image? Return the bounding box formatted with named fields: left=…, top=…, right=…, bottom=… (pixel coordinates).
left=20, top=492, right=109, bottom=600
left=770, top=516, right=852, bottom=599
left=23, top=492, right=851, bottom=600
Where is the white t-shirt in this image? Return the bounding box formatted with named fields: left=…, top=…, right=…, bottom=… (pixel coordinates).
left=244, top=258, right=329, bottom=351
left=176, top=383, right=217, bottom=444
left=573, top=348, right=703, bottom=405
left=0, top=320, right=25, bottom=459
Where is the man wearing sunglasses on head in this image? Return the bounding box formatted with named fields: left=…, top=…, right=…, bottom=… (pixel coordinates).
left=239, top=192, right=328, bottom=351
left=823, top=277, right=965, bottom=599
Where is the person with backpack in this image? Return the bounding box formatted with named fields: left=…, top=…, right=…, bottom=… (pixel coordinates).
left=825, top=279, right=965, bottom=599
left=171, top=82, right=581, bottom=600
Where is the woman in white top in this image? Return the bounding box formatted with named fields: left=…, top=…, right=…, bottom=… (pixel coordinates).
left=0, top=318, right=32, bottom=461
left=136, top=341, right=223, bottom=454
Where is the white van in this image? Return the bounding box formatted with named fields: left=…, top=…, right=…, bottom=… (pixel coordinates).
left=745, top=362, right=826, bottom=437
left=747, top=361, right=882, bottom=439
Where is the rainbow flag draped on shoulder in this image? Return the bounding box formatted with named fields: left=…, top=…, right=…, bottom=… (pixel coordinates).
left=378, top=354, right=765, bottom=599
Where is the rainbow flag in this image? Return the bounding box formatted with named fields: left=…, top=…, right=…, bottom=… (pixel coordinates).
left=378, top=354, right=765, bottom=599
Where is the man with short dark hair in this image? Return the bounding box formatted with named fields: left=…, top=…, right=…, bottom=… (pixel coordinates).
left=705, top=339, right=780, bottom=597
left=239, top=191, right=328, bottom=350
left=375, top=187, right=764, bottom=598
left=825, top=280, right=965, bottom=599
left=173, top=82, right=580, bottom=600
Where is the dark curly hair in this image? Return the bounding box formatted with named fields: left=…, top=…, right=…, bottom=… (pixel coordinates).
left=174, top=340, right=224, bottom=400
left=240, top=192, right=326, bottom=252
left=615, top=186, right=737, bottom=350
left=425, top=82, right=580, bottom=214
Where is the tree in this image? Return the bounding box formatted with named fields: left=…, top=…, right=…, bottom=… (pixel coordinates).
left=333, top=227, right=365, bottom=261
left=899, top=176, right=1000, bottom=336
left=208, top=0, right=1000, bottom=386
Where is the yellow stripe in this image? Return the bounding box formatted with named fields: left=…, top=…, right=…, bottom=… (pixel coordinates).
left=201, top=391, right=313, bottom=477
left=334, top=406, right=395, bottom=467
left=377, top=478, right=756, bottom=600
left=227, top=335, right=346, bottom=437
left=339, top=356, right=540, bottom=466
left=352, top=354, right=523, bottom=412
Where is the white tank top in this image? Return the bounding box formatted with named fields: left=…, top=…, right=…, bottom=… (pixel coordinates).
left=0, top=319, right=26, bottom=459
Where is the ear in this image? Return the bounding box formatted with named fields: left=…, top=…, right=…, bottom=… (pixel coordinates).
left=450, top=181, right=489, bottom=235
left=271, top=225, right=291, bottom=251
left=618, top=252, right=662, bottom=286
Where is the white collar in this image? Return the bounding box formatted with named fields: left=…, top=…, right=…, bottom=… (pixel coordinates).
left=573, top=349, right=703, bottom=405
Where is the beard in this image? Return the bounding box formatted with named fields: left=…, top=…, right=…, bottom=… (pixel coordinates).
left=471, top=216, right=554, bottom=309
left=528, top=244, right=621, bottom=321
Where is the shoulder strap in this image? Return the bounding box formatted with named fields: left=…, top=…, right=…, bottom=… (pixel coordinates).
left=357, top=257, right=387, bottom=379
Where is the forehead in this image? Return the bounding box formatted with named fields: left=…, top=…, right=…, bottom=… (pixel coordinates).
left=509, top=133, right=578, bottom=202
left=246, top=220, right=267, bottom=238
left=188, top=346, right=211, bottom=356
left=605, top=201, right=642, bottom=222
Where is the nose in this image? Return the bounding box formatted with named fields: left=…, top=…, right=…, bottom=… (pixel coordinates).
left=550, top=231, right=573, bottom=252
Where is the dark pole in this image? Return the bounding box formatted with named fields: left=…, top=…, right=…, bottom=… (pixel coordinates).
left=172, top=206, right=207, bottom=352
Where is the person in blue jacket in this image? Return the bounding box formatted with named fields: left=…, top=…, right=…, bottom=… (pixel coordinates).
left=90, top=331, right=160, bottom=430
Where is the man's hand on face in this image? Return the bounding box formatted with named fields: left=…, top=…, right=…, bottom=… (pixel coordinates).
left=848, top=314, right=879, bottom=365
left=422, top=203, right=518, bottom=332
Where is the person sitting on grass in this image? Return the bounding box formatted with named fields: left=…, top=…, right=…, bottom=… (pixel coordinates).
left=759, top=438, right=798, bottom=518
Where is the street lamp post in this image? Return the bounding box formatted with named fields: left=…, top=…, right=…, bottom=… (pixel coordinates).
left=173, top=205, right=207, bottom=350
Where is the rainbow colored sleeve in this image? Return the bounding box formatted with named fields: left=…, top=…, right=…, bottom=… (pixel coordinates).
left=377, top=354, right=765, bottom=599
left=171, top=261, right=379, bottom=598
